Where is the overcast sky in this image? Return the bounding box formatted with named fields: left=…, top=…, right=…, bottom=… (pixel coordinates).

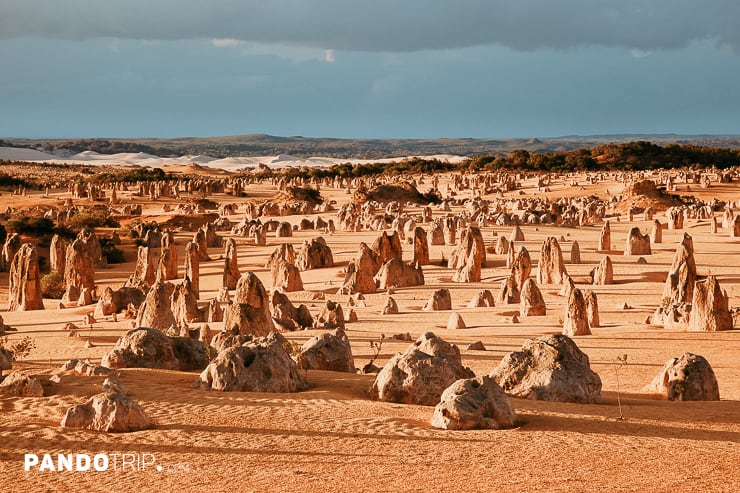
left=1, top=1, right=739, bottom=139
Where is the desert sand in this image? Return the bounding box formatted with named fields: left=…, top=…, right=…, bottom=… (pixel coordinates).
left=0, top=166, right=738, bottom=493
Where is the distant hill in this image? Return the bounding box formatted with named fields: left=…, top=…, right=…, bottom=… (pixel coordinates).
left=4, top=134, right=740, bottom=160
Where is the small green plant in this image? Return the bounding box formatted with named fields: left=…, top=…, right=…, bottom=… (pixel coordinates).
left=41, top=271, right=65, bottom=299
left=0, top=336, right=37, bottom=361
left=615, top=353, right=628, bottom=420
left=367, top=334, right=385, bottom=367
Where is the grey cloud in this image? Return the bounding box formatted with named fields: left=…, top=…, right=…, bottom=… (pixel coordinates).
left=0, top=0, right=738, bottom=52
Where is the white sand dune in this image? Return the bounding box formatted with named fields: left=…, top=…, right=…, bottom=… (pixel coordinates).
left=0, top=146, right=465, bottom=172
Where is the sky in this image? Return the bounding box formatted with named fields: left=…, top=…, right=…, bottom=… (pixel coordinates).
left=1, top=1, right=739, bottom=139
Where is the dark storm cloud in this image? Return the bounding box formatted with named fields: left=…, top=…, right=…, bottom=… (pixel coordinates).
left=0, top=0, right=738, bottom=52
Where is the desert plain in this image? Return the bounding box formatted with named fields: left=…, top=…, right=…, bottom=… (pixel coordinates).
left=0, top=163, right=738, bottom=493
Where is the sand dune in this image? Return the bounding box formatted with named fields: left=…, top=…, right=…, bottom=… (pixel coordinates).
left=0, top=146, right=465, bottom=172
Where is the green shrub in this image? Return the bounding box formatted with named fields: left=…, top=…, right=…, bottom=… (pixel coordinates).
left=100, top=238, right=125, bottom=264
left=7, top=215, right=55, bottom=236
left=41, top=271, right=65, bottom=299
left=286, top=186, right=323, bottom=204
left=67, top=210, right=120, bottom=230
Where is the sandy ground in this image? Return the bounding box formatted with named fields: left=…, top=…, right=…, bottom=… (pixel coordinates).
left=0, top=170, right=738, bottom=492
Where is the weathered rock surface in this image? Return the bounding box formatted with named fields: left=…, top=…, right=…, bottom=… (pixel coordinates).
left=520, top=278, right=546, bottom=316
left=371, top=332, right=474, bottom=406
left=688, top=276, right=733, bottom=332
left=296, top=237, right=334, bottom=270
left=135, top=281, right=176, bottom=330
left=223, top=272, right=275, bottom=337
left=62, top=239, right=95, bottom=304
left=0, top=372, right=44, bottom=397
left=591, top=256, right=614, bottom=285
left=296, top=329, right=355, bottom=373
left=423, top=288, right=452, bottom=311
left=374, top=259, right=424, bottom=289
left=449, top=226, right=486, bottom=283
left=537, top=237, right=567, bottom=285
left=7, top=243, right=44, bottom=311
left=431, top=376, right=517, bottom=430
left=271, top=258, right=304, bottom=292
left=563, top=288, right=591, bottom=336
left=339, top=243, right=380, bottom=295
left=598, top=221, right=611, bottom=251
left=625, top=227, right=651, bottom=255
left=195, top=332, right=309, bottom=392
left=315, top=300, right=345, bottom=330
left=491, top=334, right=602, bottom=403
left=413, top=226, right=430, bottom=265
left=468, top=289, right=495, bottom=308
left=222, top=238, right=241, bottom=290
left=61, top=392, right=151, bottom=432
left=646, top=353, right=720, bottom=401
left=269, top=291, right=312, bottom=331
left=102, top=327, right=210, bottom=371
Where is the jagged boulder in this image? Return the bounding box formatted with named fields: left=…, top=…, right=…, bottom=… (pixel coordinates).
left=265, top=243, right=297, bottom=269
left=497, top=275, right=520, bottom=304
left=381, top=296, right=399, bottom=315
left=223, top=272, right=275, bottom=337
left=449, top=226, right=486, bottom=283
left=101, top=327, right=210, bottom=371
left=447, top=312, right=466, bottom=330
left=271, top=259, right=303, bottom=292
left=423, top=288, right=452, bottom=311
left=625, top=227, right=651, bottom=255
left=651, top=219, right=663, bottom=243
left=296, top=237, right=334, bottom=270
left=520, top=278, right=546, bottom=316
left=222, top=238, right=241, bottom=290
left=135, top=281, right=176, bottom=330
left=583, top=290, right=600, bottom=328
left=598, top=221, right=611, bottom=251
left=431, top=376, right=517, bottom=430
left=468, top=289, right=495, bottom=308
left=7, top=243, right=44, bottom=311
left=491, top=334, right=602, bottom=403
left=646, top=353, right=720, bottom=401
left=537, top=237, right=567, bottom=285
left=61, top=392, right=151, bottom=433
left=130, top=246, right=156, bottom=287
left=654, top=234, right=696, bottom=328
left=195, top=332, right=309, bottom=392
left=563, top=288, right=591, bottom=336
left=570, top=240, right=581, bottom=264
left=49, top=234, right=67, bottom=274
left=62, top=239, right=95, bottom=304
left=372, top=332, right=475, bottom=406
left=374, top=259, right=424, bottom=289
left=184, top=240, right=200, bottom=298
left=270, top=291, right=313, bottom=331
left=591, top=256, right=614, bottom=285
left=510, top=246, right=532, bottom=290
left=338, top=243, right=380, bottom=295
left=171, top=279, right=201, bottom=327
left=157, top=244, right=178, bottom=281
left=296, top=329, right=355, bottom=373
left=94, top=286, right=146, bottom=318
left=315, top=300, right=345, bottom=330
left=413, top=226, right=430, bottom=265
left=371, top=230, right=403, bottom=264
left=688, top=276, right=732, bottom=332
left=0, top=372, right=44, bottom=397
